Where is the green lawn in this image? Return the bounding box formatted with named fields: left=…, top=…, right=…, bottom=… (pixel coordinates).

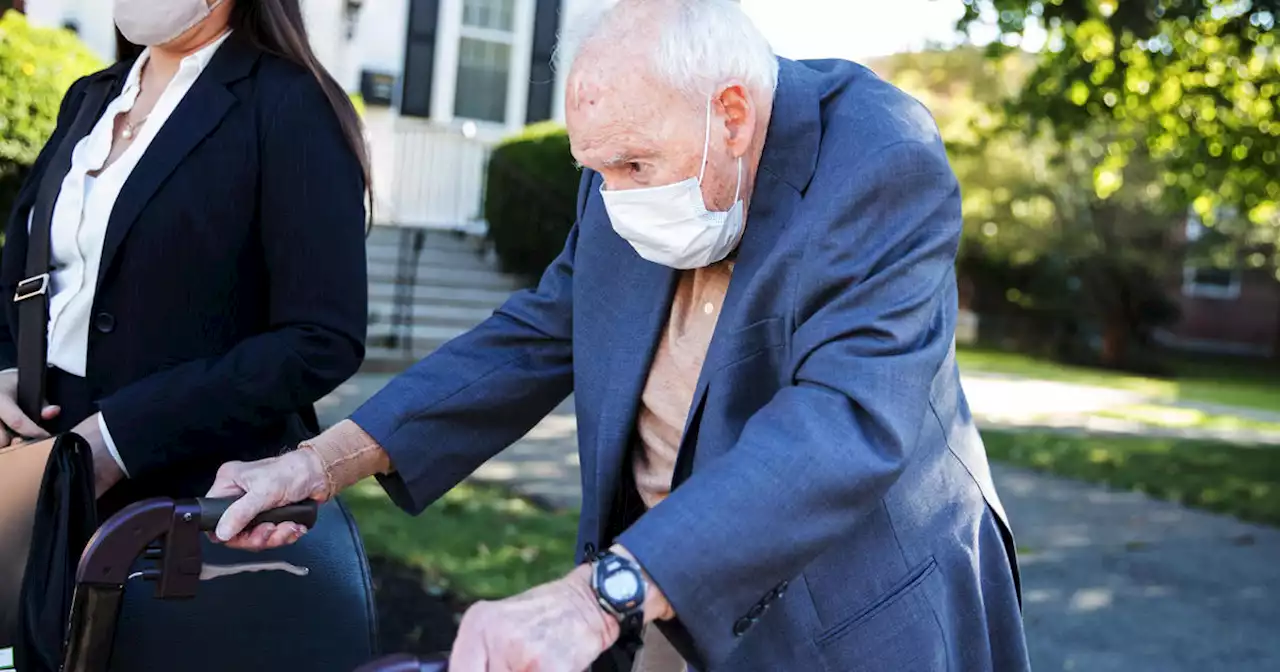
left=342, top=480, right=579, bottom=600
left=982, top=430, right=1280, bottom=526
left=957, top=347, right=1280, bottom=413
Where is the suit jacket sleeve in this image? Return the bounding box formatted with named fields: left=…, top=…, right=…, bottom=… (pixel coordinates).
left=617, top=141, right=963, bottom=668
left=96, top=75, right=368, bottom=478
left=348, top=172, right=591, bottom=514
left=0, top=77, right=92, bottom=370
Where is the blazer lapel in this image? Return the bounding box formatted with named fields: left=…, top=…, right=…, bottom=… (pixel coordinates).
left=591, top=248, right=677, bottom=538
left=2, top=73, right=121, bottom=288
left=97, top=35, right=259, bottom=285
left=670, top=58, right=823, bottom=487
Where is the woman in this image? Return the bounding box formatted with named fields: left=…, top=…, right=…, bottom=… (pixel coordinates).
left=0, top=0, right=369, bottom=516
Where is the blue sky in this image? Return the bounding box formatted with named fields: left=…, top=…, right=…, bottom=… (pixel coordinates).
left=739, top=0, right=1046, bottom=62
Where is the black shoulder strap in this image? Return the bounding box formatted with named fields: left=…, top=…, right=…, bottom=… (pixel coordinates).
left=15, top=79, right=116, bottom=420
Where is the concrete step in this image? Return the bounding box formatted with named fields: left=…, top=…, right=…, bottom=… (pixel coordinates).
left=366, top=227, right=489, bottom=252
left=367, top=301, right=495, bottom=329
left=367, top=322, right=470, bottom=343
left=365, top=244, right=498, bottom=272
left=366, top=283, right=517, bottom=308
left=368, top=268, right=523, bottom=292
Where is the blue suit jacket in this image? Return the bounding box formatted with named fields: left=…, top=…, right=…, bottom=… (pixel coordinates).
left=353, top=58, right=1030, bottom=671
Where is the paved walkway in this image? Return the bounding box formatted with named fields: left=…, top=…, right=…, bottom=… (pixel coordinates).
left=316, top=369, right=1280, bottom=671
left=963, top=374, right=1280, bottom=445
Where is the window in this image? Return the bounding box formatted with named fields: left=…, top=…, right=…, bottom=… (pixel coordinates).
left=453, top=0, right=516, bottom=123
left=1182, top=213, right=1242, bottom=300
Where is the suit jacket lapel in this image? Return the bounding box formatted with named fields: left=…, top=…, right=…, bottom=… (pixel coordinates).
left=670, top=58, right=823, bottom=487
left=591, top=246, right=677, bottom=538
left=97, top=34, right=259, bottom=286
left=2, top=73, right=122, bottom=288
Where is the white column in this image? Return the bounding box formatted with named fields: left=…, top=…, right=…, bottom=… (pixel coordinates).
left=430, top=0, right=462, bottom=123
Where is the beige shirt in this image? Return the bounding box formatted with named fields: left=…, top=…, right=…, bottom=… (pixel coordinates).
left=629, top=262, right=733, bottom=671
left=632, top=263, right=733, bottom=509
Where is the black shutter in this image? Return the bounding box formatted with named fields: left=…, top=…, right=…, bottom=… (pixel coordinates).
left=401, top=0, right=441, bottom=118
left=525, top=0, right=561, bottom=123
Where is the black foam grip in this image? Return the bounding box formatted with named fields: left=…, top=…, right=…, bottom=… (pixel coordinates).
left=195, top=497, right=319, bottom=532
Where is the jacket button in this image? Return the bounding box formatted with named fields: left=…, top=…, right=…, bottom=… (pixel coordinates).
left=94, top=312, right=116, bottom=334
left=733, top=617, right=752, bottom=637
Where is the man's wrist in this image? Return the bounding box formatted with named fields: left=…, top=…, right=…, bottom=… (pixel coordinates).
left=611, top=545, right=675, bottom=623
left=297, top=420, right=392, bottom=500
left=567, top=562, right=622, bottom=651
left=294, top=445, right=332, bottom=502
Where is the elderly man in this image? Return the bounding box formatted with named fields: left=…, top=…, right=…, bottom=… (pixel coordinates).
left=208, top=1, right=1029, bottom=670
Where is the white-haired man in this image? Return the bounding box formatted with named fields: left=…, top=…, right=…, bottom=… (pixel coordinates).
left=207, top=1, right=1030, bottom=670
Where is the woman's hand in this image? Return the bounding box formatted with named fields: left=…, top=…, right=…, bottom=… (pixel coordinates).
left=206, top=448, right=329, bottom=551
left=0, top=370, right=59, bottom=446
left=69, top=413, right=126, bottom=496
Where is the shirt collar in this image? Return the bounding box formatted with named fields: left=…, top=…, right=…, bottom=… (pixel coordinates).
left=121, top=30, right=235, bottom=95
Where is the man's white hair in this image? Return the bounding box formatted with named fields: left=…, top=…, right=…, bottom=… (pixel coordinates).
left=558, top=0, right=779, bottom=102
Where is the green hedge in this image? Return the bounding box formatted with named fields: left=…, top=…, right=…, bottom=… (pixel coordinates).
left=0, top=10, right=103, bottom=227
left=483, top=122, right=582, bottom=281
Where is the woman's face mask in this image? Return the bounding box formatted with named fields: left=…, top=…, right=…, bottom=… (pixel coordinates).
left=600, top=99, right=746, bottom=270
left=114, top=0, right=225, bottom=47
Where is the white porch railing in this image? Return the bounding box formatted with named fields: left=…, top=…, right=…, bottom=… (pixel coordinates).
left=370, top=115, right=498, bottom=234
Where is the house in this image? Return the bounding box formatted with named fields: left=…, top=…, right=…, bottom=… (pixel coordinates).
left=1159, top=213, right=1280, bottom=357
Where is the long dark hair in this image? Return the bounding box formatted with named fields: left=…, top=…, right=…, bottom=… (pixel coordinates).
left=230, top=0, right=372, bottom=217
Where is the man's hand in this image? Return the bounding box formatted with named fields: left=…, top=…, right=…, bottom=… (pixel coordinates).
left=68, top=413, right=125, bottom=497
left=449, top=563, right=619, bottom=672
left=0, top=370, right=58, bottom=446
left=205, top=449, right=328, bottom=550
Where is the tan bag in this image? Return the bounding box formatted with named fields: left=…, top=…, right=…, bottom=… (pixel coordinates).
left=0, top=438, right=56, bottom=649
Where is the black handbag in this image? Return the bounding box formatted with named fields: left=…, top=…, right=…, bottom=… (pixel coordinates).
left=13, top=432, right=97, bottom=672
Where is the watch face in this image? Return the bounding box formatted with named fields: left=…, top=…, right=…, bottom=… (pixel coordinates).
left=603, top=569, right=641, bottom=602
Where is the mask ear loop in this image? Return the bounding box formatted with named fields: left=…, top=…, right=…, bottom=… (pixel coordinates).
left=699, top=97, right=744, bottom=205
left=697, top=98, right=713, bottom=184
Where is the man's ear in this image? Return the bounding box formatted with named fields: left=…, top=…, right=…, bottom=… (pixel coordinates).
left=716, top=83, right=757, bottom=158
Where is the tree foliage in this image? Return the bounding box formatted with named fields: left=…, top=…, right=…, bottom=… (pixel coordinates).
left=953, top=0, right=1280, bottom=264
left=876, top=47, right=1185, bottom=369
left=0, top=10, right=103, bottom=221
left=0, top=10, right=103, bottom=168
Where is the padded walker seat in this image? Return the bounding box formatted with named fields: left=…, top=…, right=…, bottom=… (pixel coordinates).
left=106, top=499, right=378, bottom=672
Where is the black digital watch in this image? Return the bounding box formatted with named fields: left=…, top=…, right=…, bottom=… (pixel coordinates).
left=590, top=551, right=646, bottom=650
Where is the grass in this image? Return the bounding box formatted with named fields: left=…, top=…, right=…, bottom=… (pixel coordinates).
left=957, top=347, right=1280, bottom=413
left=342, top=480, right=579, bottom=600
left=982, top=430, right=1280, bottom=526
left=1095, top=404, right=1280, bottom=434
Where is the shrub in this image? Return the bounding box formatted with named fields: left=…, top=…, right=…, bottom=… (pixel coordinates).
left=483, top=122, right=582, bottom=282
left=0, top=10, right=104, bottom=227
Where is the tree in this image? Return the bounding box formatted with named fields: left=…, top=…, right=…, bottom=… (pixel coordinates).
left=0, top=10, right=103, bottom=225
left=951, top=0, right=1280, bottom=266
left=876, top=47, right=1183, bottom=369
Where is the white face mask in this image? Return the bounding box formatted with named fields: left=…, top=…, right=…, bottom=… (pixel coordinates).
left=601, top=100, right=745, bottom=270
left=114, top=0, right=224, bottom=47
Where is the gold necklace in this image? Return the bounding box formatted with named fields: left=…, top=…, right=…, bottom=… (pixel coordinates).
left=120, top=113, right=150, bottom=140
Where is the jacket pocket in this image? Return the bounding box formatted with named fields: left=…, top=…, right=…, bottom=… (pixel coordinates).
left=716, top=316, right=786, bottom=369
left=816, top=556, right=938, bottom=645
left=812, top=556, right=946, bottom=672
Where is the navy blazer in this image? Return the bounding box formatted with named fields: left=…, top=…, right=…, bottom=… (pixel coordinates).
left=352, top=58, right=1029, bottom=671
left=0, top=34, right=368, bottom=505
